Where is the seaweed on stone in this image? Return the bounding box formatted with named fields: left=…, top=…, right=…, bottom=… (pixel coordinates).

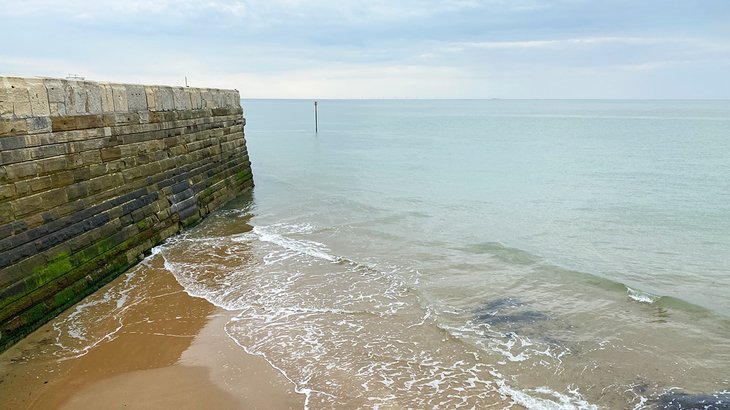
left=658, top=391, right=730, bottom=410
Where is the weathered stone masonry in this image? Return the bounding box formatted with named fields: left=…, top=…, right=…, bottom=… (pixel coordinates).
left=0, top=76, right=253, bottom=351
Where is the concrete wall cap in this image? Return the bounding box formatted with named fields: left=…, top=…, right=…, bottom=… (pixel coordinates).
left=0, top=76, right=240, bottom=119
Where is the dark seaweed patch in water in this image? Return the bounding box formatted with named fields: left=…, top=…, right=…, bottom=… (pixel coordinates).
left=477, top=311, right=548, bottom=325
left=475, top=297, right=548, bottom=327
left=478, top=297, right=524, bottom=312
left=630, top=379, right=650, bottom=395
left=460, top=242, right=543, bottom=265
left=659, top=392, right=730, bottom=409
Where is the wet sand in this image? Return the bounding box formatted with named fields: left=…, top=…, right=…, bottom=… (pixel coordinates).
left=0, top=262, right=303, bottom=409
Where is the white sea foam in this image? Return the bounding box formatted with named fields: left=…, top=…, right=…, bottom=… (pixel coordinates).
left=51, top=265, right=147, bottom=358
left=162, top=257, right=240, bottom=311
left=159, top=221, right=603, bottom=409
left=247, top=225, right=340, bottom=263
left=498, top=381, right=598, bottom=410
left=630, top=394, right=648, bottom=410
left=626, top=287, right=660, bottom=304
left=203, top=230, right=494, bottom=406
left=223, top=313, right=319, bottom=409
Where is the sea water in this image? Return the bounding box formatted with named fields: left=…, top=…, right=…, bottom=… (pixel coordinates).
left=54, top=100, right=730, bottom=408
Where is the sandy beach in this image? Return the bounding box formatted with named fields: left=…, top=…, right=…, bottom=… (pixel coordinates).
left=0, top=260, right=303, bottom=409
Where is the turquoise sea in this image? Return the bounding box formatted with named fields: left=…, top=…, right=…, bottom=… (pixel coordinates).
left=245, top=99, right=730, bottom=315
left=56, top=100, right=730, bottom=408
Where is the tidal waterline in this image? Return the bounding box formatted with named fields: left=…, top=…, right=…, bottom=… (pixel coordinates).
left=2, top=99, right=729, bottom=409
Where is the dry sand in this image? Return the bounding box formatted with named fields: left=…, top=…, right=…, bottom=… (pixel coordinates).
left=0, top=264, right=303, bottom=409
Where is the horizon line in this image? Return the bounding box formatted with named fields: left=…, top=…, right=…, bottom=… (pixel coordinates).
left=240, top=97, right=730, bottom=101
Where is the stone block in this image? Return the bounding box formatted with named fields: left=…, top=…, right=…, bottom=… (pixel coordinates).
left=0, top=233, right=35, bottom=266
left=0, top=222, right=14, bottom=241
left=1, top=149, right=31, bottom=164
left=29, top=176, right=53, bottom=192
left=88, top=173, right=122, bottom=194
left=147, top=111, right=161, bottom=124
left=0, top=101, right=12, bottom=116
left=105, top=160, right=124, bottom=173
left=11, top=188, right=67, bottom=217
left=65, top=153, right=83, bottom=168
left=126, top=85, right=147, bottom=111
left=173, top=87, right=191, bottom=110
left=88, top=164, right=107, bottom=179
left=75, top=115, right=103, bottom=130
left=85, top=83, right=103, bottom=114
left=113, top=112, right=140, bottom=126
left=13, top=101, right=33, bottom=117
left=0, top=184, right=16, bottom=200
left=66, top=183, right=88, bottom=201
left=0, top=78, right=11, bottom=116
left=200, top=90, right=212, bottom=108
left=5, top=162, right=37, bottom=181
left=27, top=79, right=50, bottom=116
left=99, top=83, right=114, bottom=113
left=100, top=147, right=122, bottom=162
left=78, top=138, right=108, bottom=152
left=7, top=78, right=30, bottom=110
left=49, top=102, right=66, bottom=116
left=111, top=84, right=129, bottom=112
left=211, top=91, right=223, bottom=108
left=0, top=202, right=14, bottom=225
left=31, top=144, right=66, bottom=160
left=122, top=157, right=137, bottom=169
left=64, top=81, right=88, bottom=115
left=24, top=134, right=41, bottom=148
left=26, top=117, right=52, bottom=134
left=211, top=107, right=234, bottom=117
left=0, top=119, right=28, bottom=137
left=100, top=113, right=115, bottom=128
left=81, top=150, right=102, bottom=164
left=187, top=88, right=202, bottom=109
left=72, top=167, right=91, bottom=182
left=14, top=180, right=31, bottom=196
left=35, top=156, right=68, bottom=176
left=44, top=79, right=66, bottom=103
left=155, top=87, right=175, bottom=111
left=50, top=117, right=76, bottom=132
left=121, top=166, right=144, bottom=182
left=51, top=171, right=74, bottom=188
left=144, top=86, right=156, bottom=111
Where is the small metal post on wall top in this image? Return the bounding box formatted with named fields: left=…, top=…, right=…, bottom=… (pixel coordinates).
left=314, top=101, right=318, bottom=133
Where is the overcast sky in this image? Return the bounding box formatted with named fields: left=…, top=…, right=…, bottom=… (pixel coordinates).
left=1, top=0, right=729, bottom=98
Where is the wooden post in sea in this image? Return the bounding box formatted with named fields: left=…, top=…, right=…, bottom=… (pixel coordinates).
left=314, top=101, right=318, bottom=133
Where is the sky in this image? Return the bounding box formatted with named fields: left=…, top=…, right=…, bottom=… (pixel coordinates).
left=1, top=0, right=729, bottom=99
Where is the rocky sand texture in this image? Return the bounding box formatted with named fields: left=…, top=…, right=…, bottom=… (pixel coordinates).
left=0, top=258, right=301, bottom=409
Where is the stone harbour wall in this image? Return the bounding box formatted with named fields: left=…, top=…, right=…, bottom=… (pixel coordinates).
left=0, top=76, right=253, bottom=351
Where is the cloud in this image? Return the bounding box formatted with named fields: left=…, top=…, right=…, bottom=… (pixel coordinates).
left=1, top=0, right=729, bottom=98
left=2, top=0, right=482, bottom=20
left=3, top=0, right=242, bottom=16
left=444, top=37, right=686, bottom=51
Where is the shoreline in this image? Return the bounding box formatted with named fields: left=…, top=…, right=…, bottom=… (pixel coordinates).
left=0, top=256, right=303, bottom=409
